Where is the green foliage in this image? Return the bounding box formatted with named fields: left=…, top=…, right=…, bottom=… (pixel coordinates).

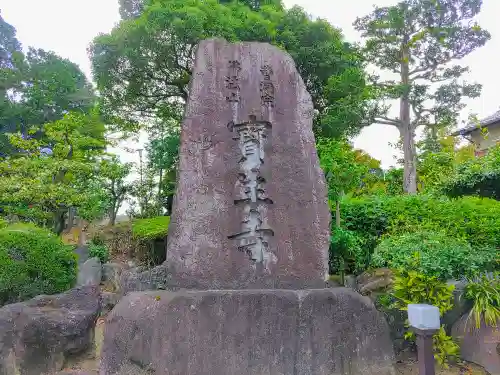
left=440, top=144, right=500, bottom=200
left=342, top=194, right=500, bottom=256
left=131, top=216, right=170, bottom=241
left=88, top=242, right=110, bottom=264
left=392, top=269, right=455, bottom=316
left=465, top=272, right=500, bottom=329
left=99, top=157, right=133, bottom=225
left=329, top=227, right=367, bottom=276
left=91, top=0, right=375, bottom=139
left=19, top=48, right=95, bottom=128
left=0, top=223, right=77, bottom=305
left=391, top=268, right=459, bottom=366
left=372, top=231, right=493, bottom=280
left=0, top=111, right=110, bottom=232
left=317, top=138, right=368, bottom=202
left=432, top=327, right=460, bottom=367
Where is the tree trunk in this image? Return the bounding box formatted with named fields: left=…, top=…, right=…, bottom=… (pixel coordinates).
left=400, top=124, right=417, bottom=193
left=109, top=202, right=117, bottom=226
left=335, top=200, right=341, bottom=228
left=53, top=208, right=66, bottom=235
left=400, top=43, right=417, bottom=194
left=158, top=168, right=163, bottom=215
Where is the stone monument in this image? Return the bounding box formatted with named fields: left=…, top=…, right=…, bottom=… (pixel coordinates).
left=101, top=39, right=395, bottom=375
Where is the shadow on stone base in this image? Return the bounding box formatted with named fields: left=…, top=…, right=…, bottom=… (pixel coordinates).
left=101, top=288, right=395, bottom=375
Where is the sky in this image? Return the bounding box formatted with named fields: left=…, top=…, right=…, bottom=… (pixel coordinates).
left=2, top=0, right=500, bottom=169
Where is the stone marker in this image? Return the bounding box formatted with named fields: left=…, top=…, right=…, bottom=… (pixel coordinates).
left=166, top=38, right=330, bottom=290
left=100, top=39, right=395, bottom=375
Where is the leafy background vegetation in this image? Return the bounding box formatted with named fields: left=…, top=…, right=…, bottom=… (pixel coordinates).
left=1, top=0, right=499, bottom=367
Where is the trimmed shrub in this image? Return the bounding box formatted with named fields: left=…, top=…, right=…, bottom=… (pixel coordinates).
left=89, top=242, right=110, bottom=263
left=372, top=231, right=495, bottom=280
left=132, top=216, right=170, bottom=240
left=329, top=227, right=367, bottom=275
left=0, top=223, right=77, bottom=305
left=342, top=194, right=500, bottom=254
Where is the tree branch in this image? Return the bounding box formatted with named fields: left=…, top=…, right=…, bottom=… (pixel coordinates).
left=376, top=116, right=400, bottom=126
left=409, top=63, right=439, bottom=81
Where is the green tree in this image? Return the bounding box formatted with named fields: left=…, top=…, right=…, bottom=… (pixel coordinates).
left=355, top=0, right=490, bottom=193
left=19, top=48, right=95, bottom=130
left=146, top=118, right=180, bottom=215
left=0, top=13, right=23, bottom=155
left=91, top=0, right=375, bottom=139
left=0, top=12, right=21, bottom=68
left=0, top=111, right=108, bottom=233
left=316, top=138, right=368, bottom=227
left=99, top=157, right=133, bottom=225
left=119, top=0, right=144, bottom=19
left=0, top=16, right=95, bottom=156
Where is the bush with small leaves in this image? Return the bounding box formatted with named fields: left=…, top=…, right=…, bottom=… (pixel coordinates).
left=0, top=223, right=77, bottom=305
left=372, top=231, right=495, bottom=280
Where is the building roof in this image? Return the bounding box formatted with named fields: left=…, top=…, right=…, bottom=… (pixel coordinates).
left=452, top=109, right=500, bottom=136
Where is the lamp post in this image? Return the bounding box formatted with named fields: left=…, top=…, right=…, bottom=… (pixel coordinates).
left=408, top=304, right=440, bottom=375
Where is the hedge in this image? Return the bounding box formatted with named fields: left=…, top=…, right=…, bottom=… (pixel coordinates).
left=372, top=231, right=497, bottom=280
left=132, top=216, right=170, bottom=241
left=0, top=223, right=77, bottom=305
left=341, top=195, right=500, bottom=269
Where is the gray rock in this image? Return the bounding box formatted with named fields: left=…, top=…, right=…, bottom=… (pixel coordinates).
left=165, top=39, right=330, bottom=290
left=452, top=314, right=500, bottom=375
left=100, top=288, right=395, bottom=375
left=77, top=257, right=102, bottom=286
left=120, top=265, right=170, bottom=295
left=102, top=262, right=123, bottom=292
left=74, top=245, right=90, bottom=265
left=0, top=286, right=100, bottom=375
left=101, top=292, right=120, bottom=315
left=443, top=279, right=472, bottom=331
left=344, top=274, right=358, bottom=290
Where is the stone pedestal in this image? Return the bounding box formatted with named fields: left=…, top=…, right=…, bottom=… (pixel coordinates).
left=101, top=288, right=395, bottom=375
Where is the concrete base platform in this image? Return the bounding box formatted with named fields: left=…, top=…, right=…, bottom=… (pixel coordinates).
left=100, top=288, right=395, bottom=375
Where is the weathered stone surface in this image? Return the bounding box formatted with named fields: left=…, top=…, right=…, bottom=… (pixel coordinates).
left=357, top=268, right=394, bottom=296
left=120, top=265, right=170, bottom=295
left=102, top=262, right=124, bottom=292
left=166, top=39, right=330, bottom=290
left=100, top=288, right=395, bottom=375
left=452, top=314, right=500, bottom=375
left=77, top=257, right=102, bottom=286
left=0, top=286, right=101, bottom=375
left=443, top=280, right=471, bottom=331
left=101, top=292, right=120, bottom=315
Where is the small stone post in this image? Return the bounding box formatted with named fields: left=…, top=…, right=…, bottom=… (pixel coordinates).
left=408, top=304, right=441, bottom=375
